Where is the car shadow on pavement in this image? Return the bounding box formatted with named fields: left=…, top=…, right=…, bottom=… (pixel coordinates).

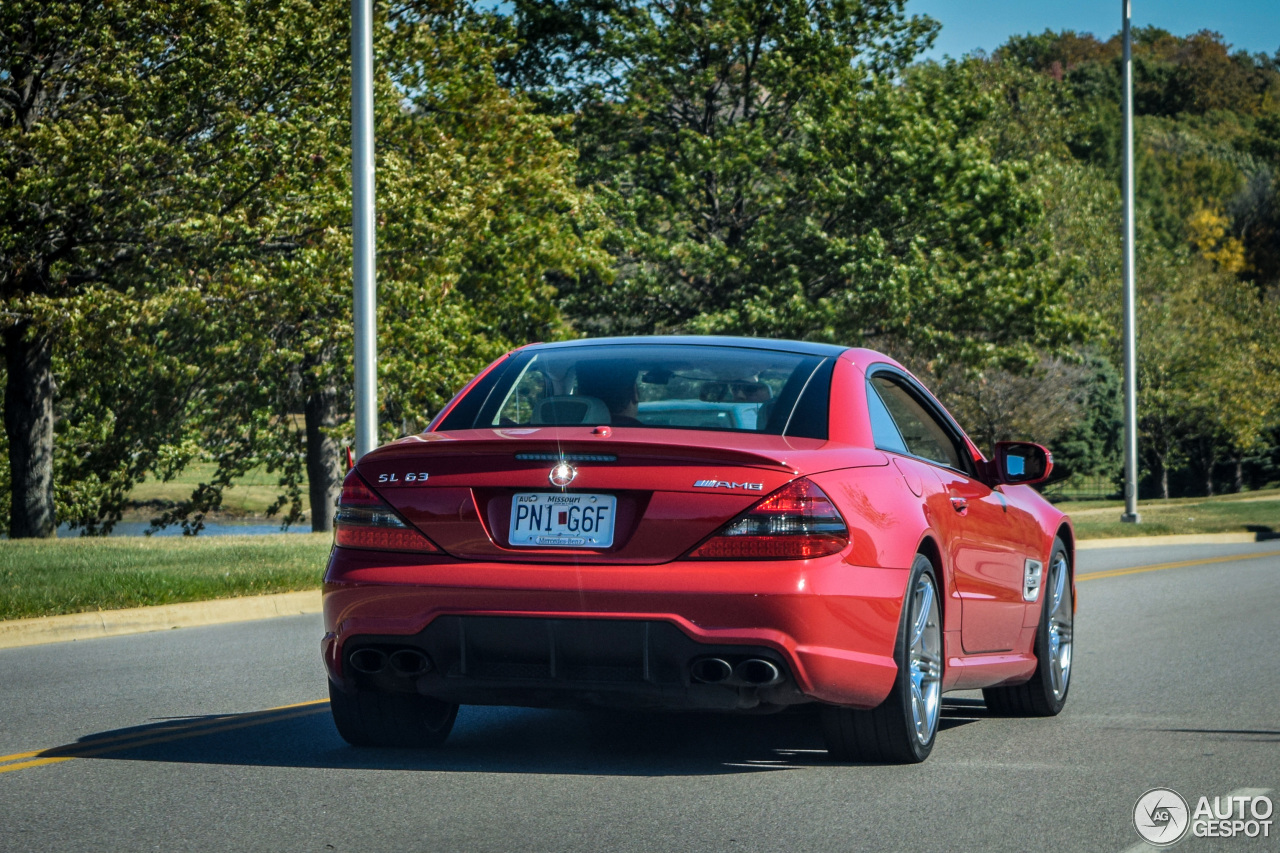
left=37, top=698, right=983, bottom=776
left=938, top=697, right=991, bottom=730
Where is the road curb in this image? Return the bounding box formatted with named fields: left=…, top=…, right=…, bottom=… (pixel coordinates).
left=0, top=590, right=322, bottom=651
left=1076, top=532, right=1278, bottom=550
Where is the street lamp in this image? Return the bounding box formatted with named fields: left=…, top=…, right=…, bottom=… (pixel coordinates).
left=1120, top=0, right=1141, bottom=523
left=352, top=0, right=377, bottom=460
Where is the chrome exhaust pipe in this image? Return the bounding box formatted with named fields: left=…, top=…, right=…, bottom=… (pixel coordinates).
left=690, top=657, right=733, bottom=684
left=735, top=658, right=782, bottom=686
left=349, top=648, right=388, bottom=675
left=388, top=648, right=432, bottom=676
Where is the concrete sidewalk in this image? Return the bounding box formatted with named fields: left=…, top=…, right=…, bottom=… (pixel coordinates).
left=1, top=531, right=1275, bottom=651
left=1074, top=531, right=1275, bottom=550
left=0, top=590, right=321, bottom=651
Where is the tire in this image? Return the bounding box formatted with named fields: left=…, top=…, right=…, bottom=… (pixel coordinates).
left=328, top=679, right=458, bottom=748
left=822, top=553, right=943, bottom=764
left=983, top=536, right=1073, bottom=717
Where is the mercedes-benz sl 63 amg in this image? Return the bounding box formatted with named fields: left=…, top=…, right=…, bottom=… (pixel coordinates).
left=322, top=336, right=1074, bottom=763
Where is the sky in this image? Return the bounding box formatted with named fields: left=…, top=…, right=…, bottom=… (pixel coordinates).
left=909, top=0, right=1280, bottom=61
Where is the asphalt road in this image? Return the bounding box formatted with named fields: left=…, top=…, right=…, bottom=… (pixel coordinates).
left=1, top=541, right=1277, bottom=853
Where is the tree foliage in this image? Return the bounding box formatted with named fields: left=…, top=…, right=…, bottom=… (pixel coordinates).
left=499, top=0, right=1091, bottom=369
left=4, top=5, right=1279, bottom=533
left=1, top=0, right=349, bottom=536
left=124, top=0, right=609, bottom=534
left=0, top=0, right=605, bottom=535
left=993, top=28, right=1280, bottom=497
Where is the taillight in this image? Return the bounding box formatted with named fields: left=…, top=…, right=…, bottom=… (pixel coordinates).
left=334, top=471, right=441, bottom=553
left=687, top=478, right=849, bottom=560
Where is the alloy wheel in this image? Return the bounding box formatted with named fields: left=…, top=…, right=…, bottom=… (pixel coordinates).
left=1046, top=553, right=1073, bottom=701
left=908, top=573, right=943, bottom=745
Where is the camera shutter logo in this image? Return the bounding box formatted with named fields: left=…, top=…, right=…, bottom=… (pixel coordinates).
left=1134, top=788, right=1191, bottom=846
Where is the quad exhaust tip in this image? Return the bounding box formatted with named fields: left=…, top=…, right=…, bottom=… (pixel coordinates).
left=735, top=658, right=782, bottom=686
left=349, top=648, right=388, bottom=675
left=690, top=657, right=782, bottom=687
left=349, top=647, right=433, bottom=677
left=690, top=657, right=733, bottom=684
left=389, top=648, right=432, bottom=676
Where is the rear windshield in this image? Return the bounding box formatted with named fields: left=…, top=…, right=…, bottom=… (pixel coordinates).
left=446, top=344, right=831, bottom=437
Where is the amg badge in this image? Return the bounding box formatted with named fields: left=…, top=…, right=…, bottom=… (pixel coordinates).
left=693, top=479, right=764, bottom=491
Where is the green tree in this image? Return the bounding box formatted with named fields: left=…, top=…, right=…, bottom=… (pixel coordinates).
left=1133, top=252, right=1279, bottom=497
left=145, top=0, right=608, bottom=534
left=500, top=0, right=1089, bottom=369
left=995, top=29, right=1280, bottom=496
left=897, top=59, right=1122, bottom=473
left=1, top=0, right=606, bottom=536
left=1, top=0, right=346, bottom=536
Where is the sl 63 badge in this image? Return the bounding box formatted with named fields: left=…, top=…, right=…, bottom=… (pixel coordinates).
left=378, top=472, right=428, bottom=484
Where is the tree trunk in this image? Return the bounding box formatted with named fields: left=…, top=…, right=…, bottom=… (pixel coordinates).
left=1203, top=443, right=1216, bottom=497
left=1153, top=450, right=1170, bottom=500
left=4, top=324, right=57, bottom=538
left=1233, top=458, right=1244, bottom=493
left=304, top=385, right=342, bottom=532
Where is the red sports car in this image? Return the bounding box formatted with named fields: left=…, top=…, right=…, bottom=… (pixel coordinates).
left=322, top=336, right=1074, bottom=763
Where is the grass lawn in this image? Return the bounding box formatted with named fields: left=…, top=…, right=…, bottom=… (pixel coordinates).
left=1060, top=488, right=1280, bottom=539
left=0, top=534, right=332, bottom=621
left=126, top=462, right=304, bottom=518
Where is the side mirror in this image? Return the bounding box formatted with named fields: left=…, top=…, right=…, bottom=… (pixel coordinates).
left=992, top=441, right=1053, bottom=486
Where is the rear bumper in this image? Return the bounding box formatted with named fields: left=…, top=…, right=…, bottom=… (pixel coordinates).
left=322, top=546, right=911, bottom=710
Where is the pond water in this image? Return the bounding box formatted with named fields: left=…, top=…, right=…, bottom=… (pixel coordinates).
left=55, top=521, right=314, bottom=537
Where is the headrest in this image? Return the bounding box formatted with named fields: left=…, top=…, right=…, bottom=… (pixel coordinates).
left=532, top=395, right=611, bottom=425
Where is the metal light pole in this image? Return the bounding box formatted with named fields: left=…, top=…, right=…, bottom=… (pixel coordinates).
left=351, top=0, right=377, bottom=460
left=1120, top=0, right=1141, bottom=523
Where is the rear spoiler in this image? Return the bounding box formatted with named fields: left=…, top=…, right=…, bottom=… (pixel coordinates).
left=370, top=433, right=804, bottom=471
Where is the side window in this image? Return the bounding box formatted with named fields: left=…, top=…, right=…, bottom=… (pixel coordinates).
left=866, top=382, right=909, bottom=454
left=869, top=375, right=966, bottom=471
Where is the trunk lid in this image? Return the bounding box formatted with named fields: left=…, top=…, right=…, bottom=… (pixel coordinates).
left=355, top=428, right=886, bottom=564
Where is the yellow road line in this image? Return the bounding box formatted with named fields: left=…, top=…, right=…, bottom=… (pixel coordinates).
left=0, top=699, right=328, bottom=776
left=0, top=756, right=77, bottom=774
left=1078, top=549, right=1280, bottom=582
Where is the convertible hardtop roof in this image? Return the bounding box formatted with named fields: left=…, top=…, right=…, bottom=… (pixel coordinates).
left=519, top=336, right=850, bottom=358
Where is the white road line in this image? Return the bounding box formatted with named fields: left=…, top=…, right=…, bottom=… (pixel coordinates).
left=1120, top=787, right=1273, bottom=852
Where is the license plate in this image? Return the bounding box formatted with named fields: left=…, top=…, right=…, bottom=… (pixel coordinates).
left=509, top=493, right=616, bottom=548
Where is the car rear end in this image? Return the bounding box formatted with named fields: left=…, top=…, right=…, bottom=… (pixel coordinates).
left=322, top=339, right=910, bottom=721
